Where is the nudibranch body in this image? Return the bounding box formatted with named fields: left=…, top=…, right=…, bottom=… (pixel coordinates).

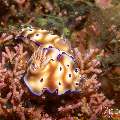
left=21, top=26, right=71, bottom=54
left=21, top=26, right=81, bottom=95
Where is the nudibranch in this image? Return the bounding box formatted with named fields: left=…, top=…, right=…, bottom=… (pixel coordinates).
left=21, top=26, right=81, bottom=95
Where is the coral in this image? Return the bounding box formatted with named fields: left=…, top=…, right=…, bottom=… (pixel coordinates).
left=0, top=40, right=38, bottom=119
left=0, top=35, right=58, bottom=120
left=58, top=76, right=113, bottom=119
left=0, top=33, right=13, bottom=44
left=73, top=47, right=103, bottom=75
left=0, top=0, right=119, bottom=119
left=0, top=30, right=114, bottom=120
left=0, top=44, right=28, bottom=115
left=57, top=48, right=114, bottom=119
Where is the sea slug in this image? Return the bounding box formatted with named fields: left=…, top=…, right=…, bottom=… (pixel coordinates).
left=21, top=26, right=81, bottom=95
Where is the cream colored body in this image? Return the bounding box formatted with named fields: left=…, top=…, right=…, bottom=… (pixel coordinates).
left=22, top=26, right=80, bottom=95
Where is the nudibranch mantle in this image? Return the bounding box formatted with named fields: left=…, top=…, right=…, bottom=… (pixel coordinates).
left=21, top=26, right=81, bottom=95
